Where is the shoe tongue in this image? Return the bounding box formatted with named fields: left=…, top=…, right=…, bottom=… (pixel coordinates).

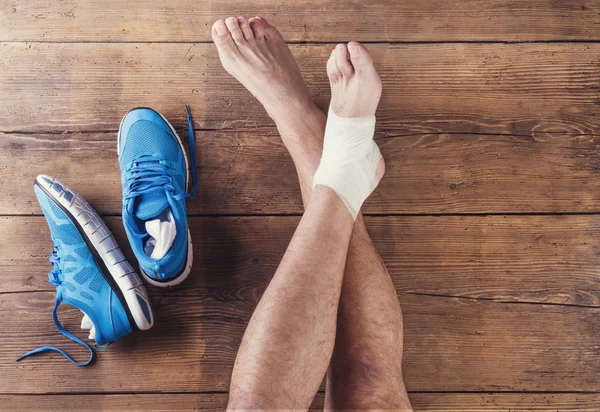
left=134, top=192, right=170, bottom=221
left=144, top=209, right=177, bottom=259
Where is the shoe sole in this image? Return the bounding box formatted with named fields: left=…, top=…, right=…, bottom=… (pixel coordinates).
left=117, top=107, right=194, bottom=288
left=35, top=175, right=154, bottom=331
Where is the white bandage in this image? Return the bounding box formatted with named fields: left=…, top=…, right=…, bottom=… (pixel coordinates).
left=312, top=107, right=382, bottom=220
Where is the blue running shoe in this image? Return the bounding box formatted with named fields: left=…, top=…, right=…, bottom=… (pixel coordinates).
left=17, top=175, right=154, bottom=366
left=118, top=106, right=197, bottom=287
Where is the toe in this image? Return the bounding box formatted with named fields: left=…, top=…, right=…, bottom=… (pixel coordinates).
left=347, top=41, right=374, bottom=73
left=262, top=19, right=282, bottom=40
left=249, top=16, right=266, bottom=39
left=256, top=16, right=270, bottom=25
left=334, top=43, right=354, bottom=78
left=327, top=49, right=342, bottom=83
left=211, top=19, right=237, bottom=50
left=225, top=16, right=246, bottom=46
left=237, top=16, right=254, bottom=41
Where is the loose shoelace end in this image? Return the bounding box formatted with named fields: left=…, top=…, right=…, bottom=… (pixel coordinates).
left=184, top=105, right=198, bottom=199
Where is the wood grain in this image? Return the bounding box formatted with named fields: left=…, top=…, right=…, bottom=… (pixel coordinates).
left=2, top=0, right=600, bottom=42
left=3, top=132, right=600, bottom=215
left=3, top=215, right=600, bottom=305
left=3, top=0, right=599, bottom=408
left=3, top=290, right=599, bottom=393
left=2, top=43, right=598, bottom=135
left=3, top=212, right=599, bottom=394
left=2, top=393, right=600, bottom=411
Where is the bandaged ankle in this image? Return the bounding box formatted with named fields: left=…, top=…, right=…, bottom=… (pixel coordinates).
left=312, top=107, right=382, bottom=220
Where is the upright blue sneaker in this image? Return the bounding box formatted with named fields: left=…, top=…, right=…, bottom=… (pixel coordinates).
left=118, top=106, right=197, bottom=287
left=18, top=176, right=154, bottom=366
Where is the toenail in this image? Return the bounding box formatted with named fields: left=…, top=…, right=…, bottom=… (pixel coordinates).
left=215, top=22, right=227, bottom=35
left=336, top=44, right=345, bottom=52
left=348, top=44, right=360, bottom=57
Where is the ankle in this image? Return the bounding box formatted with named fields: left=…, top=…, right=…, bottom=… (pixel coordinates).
left=275, top=102, right=325, bottom=171
left=270, top=101, right=327, bottom=208
left=272, top=99, right=325, bottom=135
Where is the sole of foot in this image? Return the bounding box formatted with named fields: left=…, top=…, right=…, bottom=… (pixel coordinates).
left=327, top=42, right=385, bottom=182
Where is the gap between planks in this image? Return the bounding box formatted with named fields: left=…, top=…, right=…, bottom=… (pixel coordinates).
left=2, top=40, right=600, bottom=45
left=2, top=289, right=598, bottom=310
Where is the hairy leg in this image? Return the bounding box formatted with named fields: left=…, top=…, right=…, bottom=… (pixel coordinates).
left=212, top=17, right=411, bottom=410
left=228, top=185, right=354, bottom=409
left=322, top=43, right=412, bottom=411
left=212, top=17, right=358, bottom=409
left=325, top=215, right=411, bottom=410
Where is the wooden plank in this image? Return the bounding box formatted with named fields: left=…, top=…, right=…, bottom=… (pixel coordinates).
left=3, top=132, right=600, bottom=215
left=1, top=43, right=598, bottom=135
left=3, top=215, right=600, bottom=307
left=409, top=393, right=600, bottom=411
left=2, top=0, right=600, bottom=42
left=2, top=393, right=600, bottom=411
left=2, top=289, right=599, bottom=393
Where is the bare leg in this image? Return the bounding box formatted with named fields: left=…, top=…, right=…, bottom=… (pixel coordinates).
left=212, top=17, right=410, bottom=410
left=322, top=44, right=409, bottom=409
left=325, top=214, right=411, bottom=411
left=229, top=184, right=356, bottom=409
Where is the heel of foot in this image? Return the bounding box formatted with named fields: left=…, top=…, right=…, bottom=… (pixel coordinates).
left=313, top=108, right=381, bottom=220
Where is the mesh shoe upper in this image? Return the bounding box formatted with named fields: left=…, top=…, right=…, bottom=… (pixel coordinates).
left=118, top=108, right=192, bottom=282
left=17, top=185, right=133, bottom=366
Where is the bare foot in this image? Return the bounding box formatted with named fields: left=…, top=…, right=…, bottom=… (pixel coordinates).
left=211, top=16, right=326, bottom=181
left=326, top=42, right=385, bottom=181
left=211, top=16, right=320, bottom=126
left=327, top=42, right=382, bottom=118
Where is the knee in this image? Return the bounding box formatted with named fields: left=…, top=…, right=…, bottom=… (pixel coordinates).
left=333, top=347, right=378, bottom=385
left=348, top=348, right=381, bottom=381
left=331, top=346, right=404, bottom=399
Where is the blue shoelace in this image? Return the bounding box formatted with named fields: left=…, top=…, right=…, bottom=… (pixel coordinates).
left=185, top=105, right=198, bottom=198
left=16, top=246, right=95, bottom=366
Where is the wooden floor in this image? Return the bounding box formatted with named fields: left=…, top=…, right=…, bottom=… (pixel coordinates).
left=1, top=1, right=600, bottom=411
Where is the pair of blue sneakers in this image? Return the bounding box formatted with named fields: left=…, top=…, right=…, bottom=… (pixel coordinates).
left=18, top=107, right=197, bottom=365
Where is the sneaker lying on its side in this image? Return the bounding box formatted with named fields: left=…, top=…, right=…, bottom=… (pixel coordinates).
left=17, top=175, right=154, bottom=366
left=118, top=106, right=197, bottom=287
